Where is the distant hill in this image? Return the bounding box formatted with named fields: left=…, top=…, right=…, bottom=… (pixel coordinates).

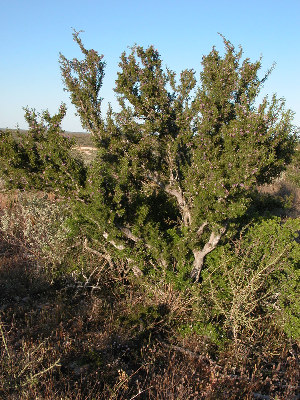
left=62, top=132, right=93, bottom=147
left=0, top=128, right=93, bottom=147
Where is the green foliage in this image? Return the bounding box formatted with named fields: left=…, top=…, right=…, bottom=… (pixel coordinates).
left=60, top=32, right=297, bottom=280
left=285, top=144, right=300, bottom=187
left=178, top=320, right=227, bottom=348
left=119, top=303, right=166, bottom=334
left=0, top=104, right=86, bottom=194
left=201, top=217, right=300, bottom=341
left=59, top=30, right=106, bottom=135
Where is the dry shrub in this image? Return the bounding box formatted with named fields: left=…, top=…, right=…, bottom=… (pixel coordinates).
left=0, top=242, right=298, bottom=400
left=0, top=321, right=61, bottom=398
left=0, top=191, right=72, bottom=269
left=0, top=190, right=298, bottom=399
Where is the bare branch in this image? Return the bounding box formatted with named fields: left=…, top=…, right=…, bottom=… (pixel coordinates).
left=84, top=238, right=143, bottom=277
left=147, top=173, right=192, bottom=225
left=191, top=224, right=227, bottom=282
left=197, top=221, right=208, bottom=237
left=83, top=238, right=114, bottom=268
left=116, top=224, right=140, bottom=243
left=85, top=216, right=167, bottom=273
left=103, top=232, right=125, bottom=251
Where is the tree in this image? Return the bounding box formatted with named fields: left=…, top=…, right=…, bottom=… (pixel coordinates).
left=59, top=33, right=296, bottom=280
left=0, top=104, right=86, bottom=194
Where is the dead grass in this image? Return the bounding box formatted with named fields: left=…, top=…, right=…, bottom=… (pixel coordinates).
left=73, top=146, right=98, bottom=164
left=258, top=175, right=300, bottom=218
left=0, top=158, right=299, bottom=398
left=0, top=229, right=299, bottom=399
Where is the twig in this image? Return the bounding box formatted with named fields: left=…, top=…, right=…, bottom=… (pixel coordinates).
left=0, top=319, right=10, bottom=359
left=129, top=386, right=153, bottom=399
left=20, top=358, right=61, bottom=387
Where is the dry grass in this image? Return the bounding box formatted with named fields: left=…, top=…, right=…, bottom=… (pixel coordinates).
left=73, top=146, right=98, bottom=164
left=0, top=139, right=299, bottom=398
left=258, top=175, right=300, bottom=218
left=0, top=228, right=299, bottom=399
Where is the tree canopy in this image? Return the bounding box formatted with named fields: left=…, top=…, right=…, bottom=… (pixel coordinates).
left=1, top=32, right=296, bottom=281
left=0, top=104, right=86, bottom=194
left=59, top=32, right=296, bottom=280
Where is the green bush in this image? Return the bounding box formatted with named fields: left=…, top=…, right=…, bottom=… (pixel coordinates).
left=0, top=31, right=298, bottom=349
left=59, top=32, right=297, bottom=282
left=0, top=104, right=86, bottom=194
left=285, top=145, right=300, bottom=187
left=201, top=217, right=300, bottom=342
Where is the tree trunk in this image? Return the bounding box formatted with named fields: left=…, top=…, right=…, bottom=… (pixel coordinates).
left=190, top=226, right=227, bottom=282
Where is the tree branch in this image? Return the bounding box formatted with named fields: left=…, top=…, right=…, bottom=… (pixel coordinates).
left=85, top=216, right=167, bottom=273
left=84, top=238, right=143, bottom=277
left=191, top=224, right=227, bottom=282
left=147, top=173, right=192, bottom=225
left=103, top=232, right=125, bottom=251
left=197, top=221, right=208, bottom=237
left=83, top=238, right=114, bottom=268
left=115, top=224, right=140, bottom=243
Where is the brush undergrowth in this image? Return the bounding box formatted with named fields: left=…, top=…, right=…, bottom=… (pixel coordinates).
left=0, top=144, right=299, bottom=399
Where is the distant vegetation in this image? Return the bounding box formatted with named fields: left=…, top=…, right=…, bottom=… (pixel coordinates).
left=0, top=32, right=299, bottom=399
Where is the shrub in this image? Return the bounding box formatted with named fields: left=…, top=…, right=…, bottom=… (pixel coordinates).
left=201, top=217, right=300, bottom=342
left=285, top=144, right=300, bottom=187
left=60, top=32, right=297, bottom=281
left=0, top=192, right=72, bottom=270
left=0, top=104, right=86, bottom=195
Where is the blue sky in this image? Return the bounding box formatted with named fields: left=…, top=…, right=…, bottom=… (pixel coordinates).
left=1, top=0, right=299, bottom=132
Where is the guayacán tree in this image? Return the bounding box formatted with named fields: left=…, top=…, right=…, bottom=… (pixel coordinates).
left=0, top=104, right=86, bottom=194
left=52, top=33, right=297, bottom=280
